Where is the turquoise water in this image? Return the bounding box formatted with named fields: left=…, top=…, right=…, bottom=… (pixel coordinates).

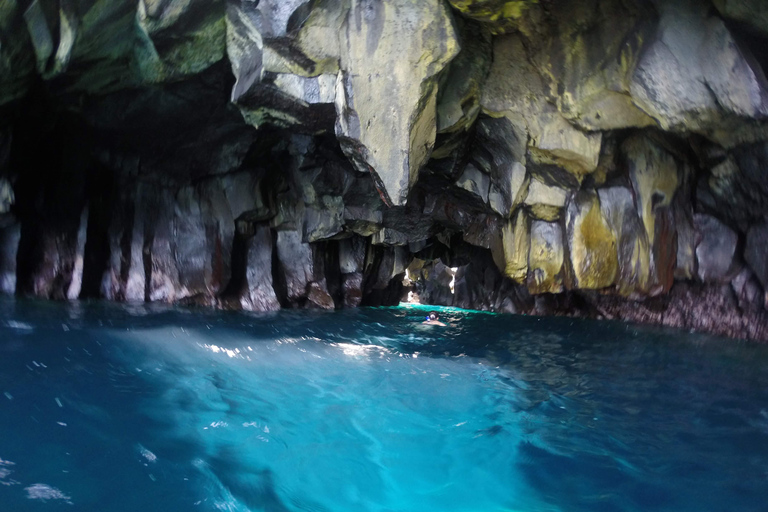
left=0, top=300, right=767, bottom=511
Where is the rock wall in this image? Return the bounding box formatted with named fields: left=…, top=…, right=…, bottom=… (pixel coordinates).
left=1, top=0, right=768, bottom=340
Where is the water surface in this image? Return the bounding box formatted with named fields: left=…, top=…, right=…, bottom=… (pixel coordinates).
left=1, top=300, right=767, bottom=511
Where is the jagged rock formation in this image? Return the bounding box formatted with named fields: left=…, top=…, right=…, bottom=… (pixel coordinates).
left=2, top=0, right=768, bottom=340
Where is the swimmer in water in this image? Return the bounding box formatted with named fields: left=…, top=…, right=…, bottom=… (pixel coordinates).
left=423, top=311, right=446, bottom=326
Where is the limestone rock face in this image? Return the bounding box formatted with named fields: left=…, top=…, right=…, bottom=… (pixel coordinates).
left=695, top=214, right=738, bottom=283
left=2, top=0, right=768, bottom=340
left=242, top=225, right=280, bottom=311
left=525, top=178, right=568, bottom=222
left=530, top=0, right=658, bottom=132
left=471, top=116, right=528, bottom=218
left=630, top=2, right=768, bottom=147
left=713, top=0, right=768, bottom=36
left=598, top=186, right=651, bottom=297
left=491, top=209, right=529, bottom=283
left=336, top=0, right=459, bottom=206
left=434, top=18, right=492, bottom=156
left=446, top=0, right=539, bottom=34
left=565, top=190, right=618, bottom=290
left=623, top=134, right=680, bottom=294
left=481, top=34, right=602, bottom=179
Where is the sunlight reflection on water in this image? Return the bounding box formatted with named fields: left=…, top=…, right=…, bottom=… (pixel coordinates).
left=0, top=300, right=766, bottom=511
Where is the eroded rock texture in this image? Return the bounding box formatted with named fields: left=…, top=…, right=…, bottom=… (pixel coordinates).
left=2, top=0, right=768, bottom=340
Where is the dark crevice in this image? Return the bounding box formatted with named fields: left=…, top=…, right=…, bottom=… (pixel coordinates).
left=270, top=229, right=290, bottom=308
left=323, top=240, right=343, bottom=309
left=117, top=197, right=135, bottom=301
left=221, top=228, right=250, bottom=300
left=80, top=163, right=115, bottom=299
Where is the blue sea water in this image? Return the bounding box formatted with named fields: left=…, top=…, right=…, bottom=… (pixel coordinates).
left=0, top=299, right=767, bottom=512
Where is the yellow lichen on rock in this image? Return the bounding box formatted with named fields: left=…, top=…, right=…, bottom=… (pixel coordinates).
left=492, top=209, right=530, bottom=283
left=566, top=190, right=618, bottom=290
left=448, top=0, right=537, bottom=33
left=623, top=135, right=679, bottom=247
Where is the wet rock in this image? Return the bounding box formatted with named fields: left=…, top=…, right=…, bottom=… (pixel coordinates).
left=531, top=0, right=657, bottom=132
left=630, top=2, right=768, bottom=147
left=341, top=272, right=363, bottom=308
left=491, top=208, right=529, bottom=283
left=524, top=178, right=568, bottom=221
left=0, top=220, right=19, bottom=294
left=336, top=0, right=459, bottom=206
left=276, top=230, right=313, bottom=301
left=481, top=34, right=602, bottom=179
left=173, top=184, right=233, bottom=298
left=307, top=280, right=334, bottom=309
left=745, top=221, right=768, bottom=294
left=471, top=116, right=528, bottom=218
left=527, top=220, right=564, bottom=295
left=598, top=186, right=651, bottom=296
left=731, top=267, right=764, bottom=312
left=694, top=214, right=739, bottom=284
left=455, top=164, right=490, bottom=204
left=623, top=133, right=680, bottom=293
left=146, top=201, right=183, bottom=302
left=242, top=225, right=280, bottom=311
left=434, top=18, right=492, bottom=157
left=713, top=0, right=768, bottom=36
left=446, top=0, right=539, bottom=34
left=565, top=190, right=618, bottom=290
left=587, top=281, right=768, bottom=342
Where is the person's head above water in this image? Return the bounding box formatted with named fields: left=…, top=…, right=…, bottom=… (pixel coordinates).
left=423, top=311, right=447, bottom=326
